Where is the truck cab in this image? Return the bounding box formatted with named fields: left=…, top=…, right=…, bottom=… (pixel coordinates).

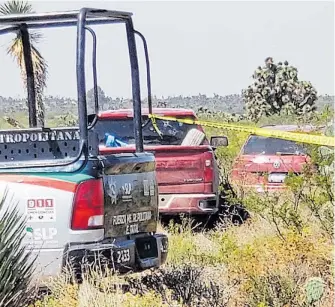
left=94, top=108, right=227, bottom=216
left=0, top=8, right=168, bottom=285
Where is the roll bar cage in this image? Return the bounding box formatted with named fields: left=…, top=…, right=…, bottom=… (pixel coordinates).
left=0, top=8, right=154, bottom=170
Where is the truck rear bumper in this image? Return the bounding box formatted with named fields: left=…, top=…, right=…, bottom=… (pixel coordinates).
left=63, top=233, right=168, bottom=277
left=31, top=233, right=168, bottom=286
left=158, top=193, right=219, bottom=215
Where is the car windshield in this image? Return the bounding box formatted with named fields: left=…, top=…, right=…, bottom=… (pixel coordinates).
left=93, top=117, right=201, bottom=146
left=242, top=135, right=307, bottom=155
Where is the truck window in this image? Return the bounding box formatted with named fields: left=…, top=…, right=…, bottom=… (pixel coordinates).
left=242, top=135, right=306, bottom=155
left=95, top=117, right=201, bottom=146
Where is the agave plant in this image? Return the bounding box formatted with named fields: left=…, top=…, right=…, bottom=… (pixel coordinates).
left=0, top=190, right=36, bottom=307
left=0, top=0, right=48, bottom=128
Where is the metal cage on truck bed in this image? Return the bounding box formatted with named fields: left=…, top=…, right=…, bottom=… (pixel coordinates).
left=0, top=8, right=153, bottom=170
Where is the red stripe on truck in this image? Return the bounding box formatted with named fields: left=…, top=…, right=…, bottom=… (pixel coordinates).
left=0, top=175, right=77, bottom=192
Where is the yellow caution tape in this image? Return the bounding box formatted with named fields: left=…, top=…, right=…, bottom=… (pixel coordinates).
left=148, top=114, right=335, bottom=147
left=150, top=115, right=163, bottom=138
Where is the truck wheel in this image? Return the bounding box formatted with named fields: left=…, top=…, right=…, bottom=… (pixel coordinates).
left=231, top=214, right=243, bottom=225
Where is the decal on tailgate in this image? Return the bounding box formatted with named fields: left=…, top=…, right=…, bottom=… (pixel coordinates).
left=26, top=198, right=56, bottom=222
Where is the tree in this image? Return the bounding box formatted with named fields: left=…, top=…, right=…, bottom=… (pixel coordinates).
left=86, top=85, right=108, bottom=112
left=0, top=0, right=48, bottom=127
left=242, top=57, right=318, bottom=122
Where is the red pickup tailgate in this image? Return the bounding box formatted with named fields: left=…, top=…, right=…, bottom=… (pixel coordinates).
left=153, top=145, right=214, bottom=194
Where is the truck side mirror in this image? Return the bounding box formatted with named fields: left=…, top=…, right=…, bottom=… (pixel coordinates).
left=210, top=136, right=228, bottom=147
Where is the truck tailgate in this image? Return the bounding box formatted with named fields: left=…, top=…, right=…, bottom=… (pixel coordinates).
left=100, top=145, right=214, bottom=194
left=101, top=153, right=158, bottom=237
left=155, top=152, right=203, bottom=184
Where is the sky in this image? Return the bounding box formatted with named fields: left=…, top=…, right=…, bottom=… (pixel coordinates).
left=0, top=0, right=333, bottom=99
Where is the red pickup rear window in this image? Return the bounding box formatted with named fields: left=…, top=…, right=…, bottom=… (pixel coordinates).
left=93, top=117, right=206, bottom=146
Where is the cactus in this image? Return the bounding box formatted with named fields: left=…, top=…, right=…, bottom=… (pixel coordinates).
left=305, top=277, right=325, bottom=305
left=242, top=57, right=318, bottom=122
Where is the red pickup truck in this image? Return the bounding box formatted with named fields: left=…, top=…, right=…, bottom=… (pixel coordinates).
left=92, top=108, right=228, bottom=217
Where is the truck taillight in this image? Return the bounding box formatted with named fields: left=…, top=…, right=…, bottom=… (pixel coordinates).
left=204, top=152, right=214, bottom=183
left=71, top=179, right=104, bottom=230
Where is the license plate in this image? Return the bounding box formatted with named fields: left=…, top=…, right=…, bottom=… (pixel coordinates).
left=136, top=236, right=158, bottom=259
left=113, top=249, right=131, bottom=264
left=268, top=173, right=287, bottom=183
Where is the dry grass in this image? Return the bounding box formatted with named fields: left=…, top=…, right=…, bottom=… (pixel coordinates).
left=30, top=210, right=333, bottom=307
